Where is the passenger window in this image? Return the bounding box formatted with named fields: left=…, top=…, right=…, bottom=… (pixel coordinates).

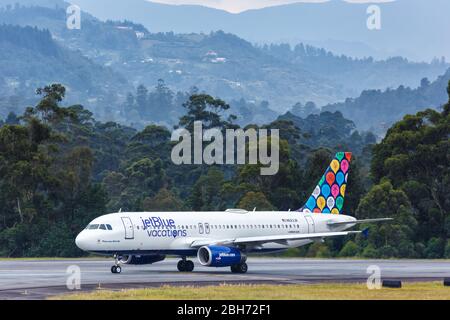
left=99, top=224, right=106, bottom=230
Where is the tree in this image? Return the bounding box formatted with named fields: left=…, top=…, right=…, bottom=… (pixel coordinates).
left=178, top=94, right=237, bottom=131
left=0, top=84, right=107, bottom=257
left=23, top=84, right=72, bottom=125
left=5, top=112, right=19, bottom=125
left=189, top=167, right=225, bottom=211
left=135, top=84, right=148, bottom=117
left=371, top=81, right=450, bottom=244
left=356, top=180, right=418, bottom=257
left=237, top=192, right=275, bottom=211
left=142, top=188, right=184, bottom=211
left=338, top=240, right=359, bottom=257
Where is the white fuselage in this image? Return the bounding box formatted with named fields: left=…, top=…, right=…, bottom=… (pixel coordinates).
left=75, top=210, right=356, bottom=256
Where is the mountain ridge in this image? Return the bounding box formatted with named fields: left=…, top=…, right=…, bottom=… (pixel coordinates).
left=61, top=0, right=450, bottom=62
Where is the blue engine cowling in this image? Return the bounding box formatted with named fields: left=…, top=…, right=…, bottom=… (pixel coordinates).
left=197, top=246, right=245, bottom=267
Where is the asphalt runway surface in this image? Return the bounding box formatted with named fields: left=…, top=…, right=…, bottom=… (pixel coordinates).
left=0, top=258, right=449, bottom=299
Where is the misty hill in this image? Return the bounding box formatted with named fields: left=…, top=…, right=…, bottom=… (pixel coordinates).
left=66, top=0, right=450, bottom=62
left=0, top=24, right=130, bottom=119
left=262, top=44, right=447, bottom=98
left=321, top=68, right=450, bottom=135
left=0, top=3, right=338, bottom=111
left=0, top=2, right=448, bottom=114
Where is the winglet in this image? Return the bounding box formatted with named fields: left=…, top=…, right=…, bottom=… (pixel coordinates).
left=362, top=228, right=370, bottom=239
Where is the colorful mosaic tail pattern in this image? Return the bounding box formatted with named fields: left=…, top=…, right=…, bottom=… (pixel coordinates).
left=301, top=152, right=352, bottom=214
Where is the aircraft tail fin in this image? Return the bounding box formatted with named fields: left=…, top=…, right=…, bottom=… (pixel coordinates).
left=300, top=152, right=352, bottom=214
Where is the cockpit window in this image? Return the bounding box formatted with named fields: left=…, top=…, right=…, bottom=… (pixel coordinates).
left=85, top=223, right=112, bottom=230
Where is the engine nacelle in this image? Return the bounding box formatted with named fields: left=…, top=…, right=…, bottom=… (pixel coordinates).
left=197, top=246, right=245, bottom=267
left=119, top=254, right=166, bottom=265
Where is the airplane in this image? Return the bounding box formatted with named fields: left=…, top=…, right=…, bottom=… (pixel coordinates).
left=75, top=152, right=392, bottom=274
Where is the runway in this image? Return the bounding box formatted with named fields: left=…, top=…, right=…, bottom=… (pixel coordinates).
left=0, top=258, right=449, bottom=299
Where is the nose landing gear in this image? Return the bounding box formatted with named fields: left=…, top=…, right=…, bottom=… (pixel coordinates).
left=111, top=265, right=122, bottom=274
left=111, top=254, right=122, bottom=274
left=177, top=257, right=194, bottom=272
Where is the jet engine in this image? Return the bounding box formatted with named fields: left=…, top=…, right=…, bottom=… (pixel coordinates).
left=197, top=246, right=246, bottom=267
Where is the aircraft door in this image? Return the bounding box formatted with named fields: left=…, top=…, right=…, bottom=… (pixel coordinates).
left=304, top=215, right=315, bottom=234
left=121, top=217, right=134, bottom=239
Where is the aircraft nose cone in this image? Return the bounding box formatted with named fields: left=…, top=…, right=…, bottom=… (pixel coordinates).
left=75, top=231, right=89, bottom=251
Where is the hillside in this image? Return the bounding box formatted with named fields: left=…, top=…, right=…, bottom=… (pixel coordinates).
left=321, top=68, right=450, bottom=135
left=0, top=24, right=130, bottom=119
left=0, top=2, right=448, bottom=115
left=66, top=0, right=450, bottom=62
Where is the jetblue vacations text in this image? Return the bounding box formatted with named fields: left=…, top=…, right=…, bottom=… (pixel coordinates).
left=140, top=216, right=187, bottom=238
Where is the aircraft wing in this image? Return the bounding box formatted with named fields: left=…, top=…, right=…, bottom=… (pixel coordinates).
left=190, top=231, right=360, bottom=248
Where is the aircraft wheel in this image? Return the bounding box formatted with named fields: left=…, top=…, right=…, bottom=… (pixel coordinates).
left=111, top=265, right=122, bottom=274
left=185, top=260, right=194, bottom=272
left=238, top=263, right=248, bottom=273
left=231, top=263, right=248, bottom=274
left=177, top=260, right=186, bottom=272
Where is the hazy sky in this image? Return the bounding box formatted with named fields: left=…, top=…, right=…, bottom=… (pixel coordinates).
left=148, top=0, right=394, bottom=13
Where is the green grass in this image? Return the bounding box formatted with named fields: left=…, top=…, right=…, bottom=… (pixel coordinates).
left=54, top=282, right=450, bottom=300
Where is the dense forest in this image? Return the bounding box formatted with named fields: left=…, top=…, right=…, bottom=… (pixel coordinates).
left=0, top=82, right=448, bottom=259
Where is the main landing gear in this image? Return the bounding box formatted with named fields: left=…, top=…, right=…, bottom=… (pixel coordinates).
left=177, top=257, right=195, bottom=272
left=230, top=262, right=248, bottom=274
left=111, top=254, right=122, bottom=274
